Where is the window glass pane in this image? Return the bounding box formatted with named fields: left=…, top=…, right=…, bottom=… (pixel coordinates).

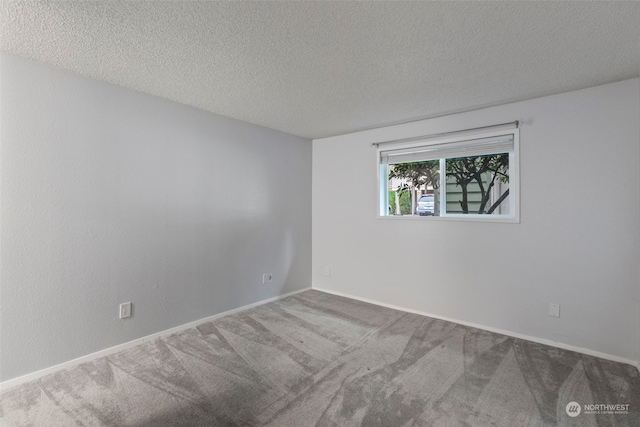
left=387, top=160, right=440, bottom=216
left=444, top=153, right=509, bottom=215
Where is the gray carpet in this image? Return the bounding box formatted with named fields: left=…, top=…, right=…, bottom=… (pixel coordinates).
left=1, top=290, right=638, bottom=426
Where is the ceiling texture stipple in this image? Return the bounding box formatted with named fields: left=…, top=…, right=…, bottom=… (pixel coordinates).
left=1, top=1, right=639, bottom=139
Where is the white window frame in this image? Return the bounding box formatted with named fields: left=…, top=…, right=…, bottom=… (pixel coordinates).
left=377, top=127, right=520, bottom=223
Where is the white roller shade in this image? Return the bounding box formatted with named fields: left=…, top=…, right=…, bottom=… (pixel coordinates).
left=380, top=134, right=514, bottom=165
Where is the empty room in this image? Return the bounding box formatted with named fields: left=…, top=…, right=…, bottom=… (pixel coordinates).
left=1, top=1, right=639, bottom=426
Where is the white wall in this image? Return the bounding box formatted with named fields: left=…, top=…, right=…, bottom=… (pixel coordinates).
left=0, top=54, right=312, bottom=381
left=313, top=78, right=640, bottom=365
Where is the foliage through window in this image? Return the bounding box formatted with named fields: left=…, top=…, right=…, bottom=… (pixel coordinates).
left=378, top=127, right=518, bottom=220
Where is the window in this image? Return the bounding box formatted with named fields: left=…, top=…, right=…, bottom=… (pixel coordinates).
left=378, top=125, right=519, bottom=221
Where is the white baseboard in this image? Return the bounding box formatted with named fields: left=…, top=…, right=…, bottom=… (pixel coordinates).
left=313, top=287, right=640, bottom=372
left=0, top=287, right=311, bottom=392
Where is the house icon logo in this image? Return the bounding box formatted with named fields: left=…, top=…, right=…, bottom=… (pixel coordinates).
left=566, top=402, right=581, bottom=417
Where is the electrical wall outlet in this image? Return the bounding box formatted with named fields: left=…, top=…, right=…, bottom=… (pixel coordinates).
left=549, top=303, right=560, bottom=318
left=262, top=273, right=272, bottom=284
left=120, top=302, right=132, bottom=319
left=324, top=266, right=331, bottom=277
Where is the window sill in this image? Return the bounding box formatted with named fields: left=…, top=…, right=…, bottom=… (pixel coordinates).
left=377, top=214, right=519, bottom=224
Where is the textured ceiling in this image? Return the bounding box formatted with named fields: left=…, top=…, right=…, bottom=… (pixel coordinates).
left=1, top=1, right=639, bottom=139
